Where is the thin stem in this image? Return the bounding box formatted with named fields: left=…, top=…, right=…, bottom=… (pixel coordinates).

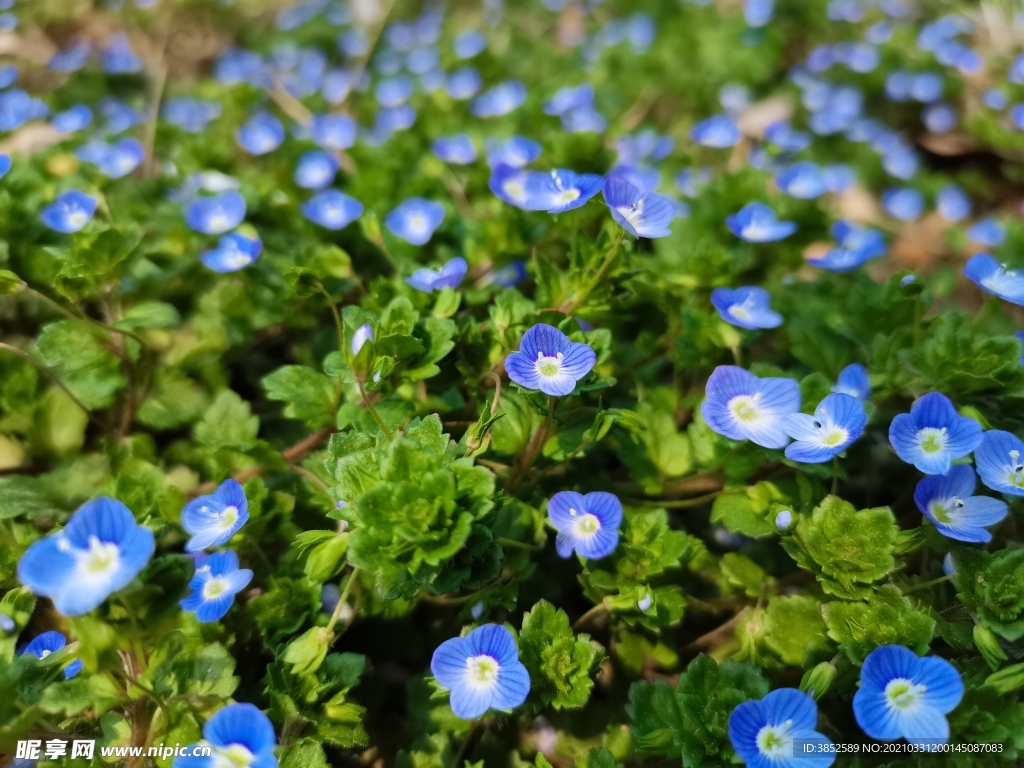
left=315, top=282, right=345, bottom=353
left=630, top=488, right=738, bottom=508
left=0, top=342, right=105, bottom=429
left=507, top=397, right=555, bottom=491
left=357, top=379, right=393, bottom=440
left=902, top=574, right=953, bottom=594
left=572, top=600, right=609, bottom=631
left=832, top=456, right=839, bottom=496
left=495, top=536, right=542, bottom=551
left=560, top=228, right=624, bottom=315
left=289, top=463, right=331, bottom=492
left=25, top=288, right=148, bottom=346
left=327, top=567, right=360, bottom=638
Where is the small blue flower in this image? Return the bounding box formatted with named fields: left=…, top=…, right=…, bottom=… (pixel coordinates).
left=505, top=323, right=596, bottom=397
left=783, top=393, right=867, bottom=464
left=853, top=645, right=963, bottom=746
left=301, top=189, right=363, bottom=230
left=729, top=688, right=835, bottom=768
left=602, top=177, right=674, bottom=239
left=775, top=510, right=793, bottom=531
left=432, top=133, right=477, bottom=164
left=470, top=80, right=526, bottom=118
left=527, top=169, right=603, bottom=214
left=237, top=112, right=285, bottom=156
left=0, top=613, right=13, bottom=633
left=351, top=323, right=374, bottom=355
left=822, top=164, right=855, bottom=194
left=744, top=0, right=775, bottom=27
left=430, top=624, right=530, bottom=719
left=543, top=83, right=594, bottom=117
left=606, top=164, right=660, bottom=194
left=809, top=221, right=886, bottom=272
left=163, top=96, right=221, bottom=132
left=406, top=257, right=468, bottom=293
left=482, top=261, right=527, bottom=289
left=711, top=287, right=783, bottom=330
left=185, top=191, right=246, bottom=235
left=764, top=121, right=811, bottom=153
left=691, top=114, right=741, bottom=147
left=101, top=34, right=143, bottom=74
left=294, top=151, right=339, bottom=190
left=922, top=102, right=957, bottom=133
left=18, top=497, right=154, bottom=616
left=675, top=167, right=713, bottom=198
left=49, top=41, right=91, bottom=72
left=966, top=218, right=1006, bottom=248
left=833, top=363, right=870, bottom=401
left=52, top=104, right=92, bottom=133
left=936, top=184, right=971, bottom=222
left=983, top=88, right=1008, bottom=110
left=485, top=136, right=540, bottom=168
left=376, top=75, right=413, bottom=108
left=179, top=550, right=253, bottom=623
left=963, top=254, right=1024, bottom=306
left=882, top=187, right=924, bottom=221
left=488, top=164, right=533, bottom=208
left=547, top=491, right=622, bottom=559
left=172, top=702, right=278, bottom=768
left=40, top=190, right=97, bottom=234
left=77, top=138, right=145, bottom=179
left=726, top=202, right=797, bottom=242
left=446, top=66, right=482, bottom=100
left=201, top=232, right=262, bottom=273
left=385, top=198, right=445, bottom=245
left=776, top=161, right=828, bottom=199
left=913, top=466, right=1007, bottom=543
left=454, top=29, right=487, bottom=59
left=311, top=113, right=356, bottom=150
left=888, top=392, right=983, bottom=475
left=702, top=366, right=801, bottom=449
left=974, top=430, right=1024, bottom=497
left=181, top=479, right=249, bottom=552
left=18, top=631, right=83, bottom=679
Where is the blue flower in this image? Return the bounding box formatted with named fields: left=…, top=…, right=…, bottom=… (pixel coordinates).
left=822, top=164, right=855, bottom=194
left=18, top=497, right=154, bottom=616
left=882, top=187, right=924, bottom=221
left=485, top=136, right=541, bottom=168
left=311, top=113, right=356, bottom=150
left=690, top=114, right=741, bottom=147
left=376, top=75, right=413, bottom=108
left=888, top=392, right=983, bottom=475
left=809, top=221, right=886, bottom=272
left=432, top=134, right=477, bottom=164
left=52, top=104, right=92, bottom=133
left=935, top=184, right=971, bottom=222
left=406, top=257, right=468, bottom=293
left=40, top=190, right=97, bottom=234
left=470, top=80, right=526, bottom=118
left=675, top=167, right=713, bottom=198
left=974, top=430, right=1024, bottom=496
left=702, top=366, right=801, bottom=449
left=385, top=198, right=445, bottom=245
left=966, top=218, right=1006, bottom=248
left=606, top=164, right=660, bottom=194
left=853, top=645, right=963, bottom=745
left=922, top=102, right=956, bottom=133
left=185, top=191, right=246, bottom=235
left=430, top=624, right=530, bottom=719
left=543, top=83, right=594, bottom=117
left=711, top=287, right=783, bottom=330
left=482, top=261, right=527, bottom=289
left=163, top=96, right=221, bottom=133
left=527, top=169, right=603, bottom=214
left=301, top=189, right=363, bottom=230
left=293, top=151, right=339, bottom=190
left=351, top=323, right=374, bottom=355
left=776, top=161, right=828, bottom=199
left=963, top=254, right=1024, bottom=306
left=180, top=550, right=253, bottom=623
left=913, top=466, right=1007, bottom=543
left=201, top=232, right=262, bottom=273
left=983, top=88, right=1008, bottom=110
left=446, top=66, right=482, bottom=100
left=602, top=177, right=674, bottom=239
left=173, top=702, right=278, bottom=768
left=783, top=393, right=867, bottom=464
left=0, top=153, right=9, bottom=178
left=0, top=613, right=13, bottom=633
left=744, top=0, right=775, bottom=27
left=505, top=323, right=596, bottom=397
left=764, top=121, right=811, bottom=153
left=181, top=479, right=249, bottom=552
left=454, top=29, right=487, bottom=59
left=726, top=202, right=797, bottom=242
left=77, top=138, right=145, bottom=179
left=101, top=34, right=143, bottom=74
left=18, top=631, right=83, bottom=679
left=488, top=164, right=533, bottom=208
left=49, top=41, right=91, bottom=72
left=237, top=112, right=285, bottom=156
left=729, top=688, right=835, bottom=768
left=833, top=363, right=870, bottom=401
left=547, top=491, right=622, bottom=559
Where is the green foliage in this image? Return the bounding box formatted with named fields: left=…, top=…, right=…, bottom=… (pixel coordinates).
left=518, top=600, right=604, bottom=710
left=954, top=549, right=1024, bottom=641
left=823, top=586, right=936, bottom=663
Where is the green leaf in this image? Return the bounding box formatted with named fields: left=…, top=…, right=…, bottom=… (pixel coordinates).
left=518, top=600, right=604, bottom=709
left=710, top=483, right=785, bottom=538
left=194, top=389, right=260, bottom=451
left=823, top=586, right=936, bottom=663
left=136, top=368, right=208, bottom=429
left=954, top=548, right=1024, bottom=640
left=35, top=320, right=127, bottom=410
left=115, top=301, right=181, bottom=331
left=758, top=594, right=830, bottom=667
left=284, top=627, right=331, bottom=676
left=144, top=632, right=239, bottom=698
left=262, top=365, right=338, bottom=427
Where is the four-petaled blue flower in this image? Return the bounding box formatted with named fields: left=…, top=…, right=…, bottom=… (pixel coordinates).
left=601, top=176, right=674, bottom=239
left=711, top=286, right=783, bottom=330
left=833, top=363, right=870, bottom=401
left=853, top=645, right=963, bottom=746
left=237, top=112, right=285, bottom=156
left=180, top=550, right=254, bottom=623
left=809, top=220, right=886, bottom=272
left=505, top=323, right=596, bottom=397
left=301, top=189, right=364, bottom=230
left=691, top=114, right=741, bottom=147
left=726, top=202, right=797, bottom=242
left=783, top=393, right=867, bottom=463
left=547, top=491, right=622, bottom=559
left=963, top=254, right=1024, bottom=306
left=173, top=702, right=278, bottom=768
left=18, top=496, right=155, bottom=616
left=18, top=631, right=83, bottom=679
left=888, top=392, right=982, bottom=475
left=185, top=191, right=246, bottom=235
left=40, top=189, right=97, bottom=233
left=776, top=161, right=828, bottom=199
left=406, top=256, right=467, bottom=293
left=181, top=479, right=249, bottom=553
left=974, top=429, right=1024, bottom=496
left=702, top=366, right=801, bottom=449
left=201, top=232, right=262, bottom=273
left=293, top=151, right=339, bottom=190
left=432, top=133, right=477, bottom=164
left=728, top=688, right=835, bottom=768
left=385, top=198, right=445, bottom=245
left=528, top=169, right=603, bottom=214
left=430, top=624, right=530, bottom=719
left=913, top=465, right=1007, bottom=543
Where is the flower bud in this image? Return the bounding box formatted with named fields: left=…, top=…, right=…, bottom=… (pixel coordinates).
left=775, top=510, right=793, bottom=532
left=800, top=661, right=837, bottom=700
left=974, top=624, right=1008, bottom=670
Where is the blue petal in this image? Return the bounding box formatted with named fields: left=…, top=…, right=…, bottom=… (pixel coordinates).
left=899, top=705, right=949, bottom=745
left=975, top=430, right=1024, bottom=496
left=504, top=351, right=541, bottom=390
left=914, top=656, right=964, bottom=714
left=727, top=699, right=765, bottom=762
left=430, top=636, right=471, bottom=688
left=204, top=703, right=276, bottom=755
left=489, top=660, right=530, bottom=710
left=17, top=537, right=77, bottom=598
left=560, top=342, right=596, bottom=379
left=519, top=323, right=571, bottom=359
left=449, top=678, right=493, bottom=718
left=465, top=624, right=519, bottom=666
left=63, top=496, right=135, bottom=549
left=547, top=491, right=586, bottom=531
left=762, top=688, right=818, bottom=731
left=853, top=687, right=901, bottom=741
left=583, top=492, right=623, bottom=529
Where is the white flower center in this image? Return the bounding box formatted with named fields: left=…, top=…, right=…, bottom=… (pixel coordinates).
left=885, top=677, right=926, bottom=711
left=618, top=199, right=645, bottom=226
left=917, top=427, right=948, bottom=454
left=1006, top=450, right=1024, bottom=487
left=466, top=654, right=499, bottom=689
left=207, top=213, right=231, bottom=232
left=555, top=189, right=580, bottom=205
left=756, top=720, right=793, bottom=758
left=218, top=505, right=240, bottom=530
left=728, top=393, right=762, bottom=423
left=535, top=352, right=564, bottom=378
left=210, top=742, right=255, bottom=768
left=503, top=179, right=525, bottom=200
left=80, top=535, right=121, bottom=577
left=408, top=213, right=428, bottom=235
left=202, top=576, right=230, bottom=600
left=39, top=649, right=52, bottom=659
left=569, top=508, right=601, bottom=538
left=68, top=211, right=88, bottom=228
